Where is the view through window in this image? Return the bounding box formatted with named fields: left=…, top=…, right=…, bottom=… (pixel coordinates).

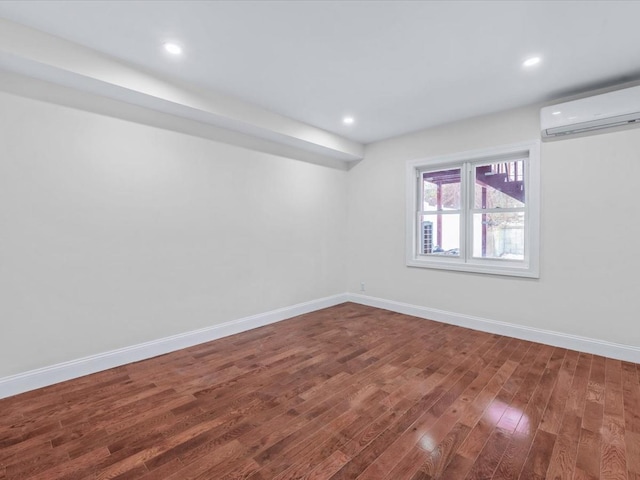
left=406, top=142, right=539, bottom=277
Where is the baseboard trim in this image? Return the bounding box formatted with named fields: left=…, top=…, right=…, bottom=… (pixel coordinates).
left=4, top=292, right=637, bottom=400
left=347, top=293, right=640, bottom=364
left=0, top=293, right=349, bottom=400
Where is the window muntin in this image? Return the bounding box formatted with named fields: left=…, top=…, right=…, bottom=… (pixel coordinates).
left=406, top=142, right=539, bottom=278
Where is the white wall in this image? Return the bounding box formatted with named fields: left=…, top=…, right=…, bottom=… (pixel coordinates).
left=4, top=86, right=640, bottom=383
left=347, top=105, right=640, bottom=347
left=0, top=91, right=348, bottom=378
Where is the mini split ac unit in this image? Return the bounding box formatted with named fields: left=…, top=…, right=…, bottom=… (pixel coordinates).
left=541, top=85, right=640, bottom=139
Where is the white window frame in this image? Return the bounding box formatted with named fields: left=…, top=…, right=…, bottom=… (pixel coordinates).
left=405, top=141, right=540, bottom=278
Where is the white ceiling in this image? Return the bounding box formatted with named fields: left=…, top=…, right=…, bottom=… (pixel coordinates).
left=1, top=0, right=640, bottom=144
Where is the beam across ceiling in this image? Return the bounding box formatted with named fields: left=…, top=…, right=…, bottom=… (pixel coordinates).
left=0, top=18, right=364, bottom=162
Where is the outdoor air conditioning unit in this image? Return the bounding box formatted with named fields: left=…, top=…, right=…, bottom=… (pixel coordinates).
left=541, top=85, right=640, bottom=139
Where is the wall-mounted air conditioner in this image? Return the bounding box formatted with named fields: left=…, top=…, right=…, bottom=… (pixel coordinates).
left=541, top=85, right=640, bottom=139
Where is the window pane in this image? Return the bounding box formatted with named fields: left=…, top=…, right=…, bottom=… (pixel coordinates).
left=423, top=168, right=461, bottom=211
left=420, top=214, right=460, bottom=256
left=473, top=212, right=524, bottom=260
left=474, top=161, right=525, bottom=209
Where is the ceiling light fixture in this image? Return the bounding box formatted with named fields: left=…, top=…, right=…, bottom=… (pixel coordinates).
left=163, top=43, right=183, bottom=55
left=343, top=116, right=355, bottom=125
left=522, top=56, right=542, bottom=68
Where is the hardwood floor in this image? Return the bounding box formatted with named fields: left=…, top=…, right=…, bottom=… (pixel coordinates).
left=1, top=302, right=638, bottom=479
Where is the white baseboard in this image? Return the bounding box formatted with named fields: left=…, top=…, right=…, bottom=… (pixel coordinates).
left=0, top=293, right=349, bottom=400
left=346, top=293, right=640, bottom=364
left=3, top=292, right=638, bottom=400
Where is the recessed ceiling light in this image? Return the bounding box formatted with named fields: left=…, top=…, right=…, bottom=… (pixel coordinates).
left=522, top=56, right=541, bottom=68
left=163, top=43, right=183, bottom=55
left=552, top=111, right=562, bottom=115
left=343, top=116, right=355, bottom=125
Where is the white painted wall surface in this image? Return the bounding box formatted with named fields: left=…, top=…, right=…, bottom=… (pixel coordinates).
left=3, top=87, right=640, bottom=384
left=347, top=105, right=640, bottom=347
left=0, top=91, right=348, bottom=378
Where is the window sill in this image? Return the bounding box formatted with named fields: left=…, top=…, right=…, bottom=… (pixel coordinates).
left=406, top=257, right=539, bottom=278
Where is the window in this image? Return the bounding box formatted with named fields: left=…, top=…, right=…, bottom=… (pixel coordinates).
left=406, top=141, right=540, bottom=277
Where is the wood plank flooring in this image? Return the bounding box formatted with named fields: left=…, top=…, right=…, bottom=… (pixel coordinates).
left=1, top=302, right=639, bottom=479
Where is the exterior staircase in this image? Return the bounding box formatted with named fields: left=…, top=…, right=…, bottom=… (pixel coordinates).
left=475, top=162, right=524, bottom=203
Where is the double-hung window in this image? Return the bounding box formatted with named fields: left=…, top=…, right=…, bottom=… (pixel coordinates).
left=406, top=141, right=540, bottom=278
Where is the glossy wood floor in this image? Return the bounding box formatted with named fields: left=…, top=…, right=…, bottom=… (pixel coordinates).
left=2, top=303, right=639, bottom=480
